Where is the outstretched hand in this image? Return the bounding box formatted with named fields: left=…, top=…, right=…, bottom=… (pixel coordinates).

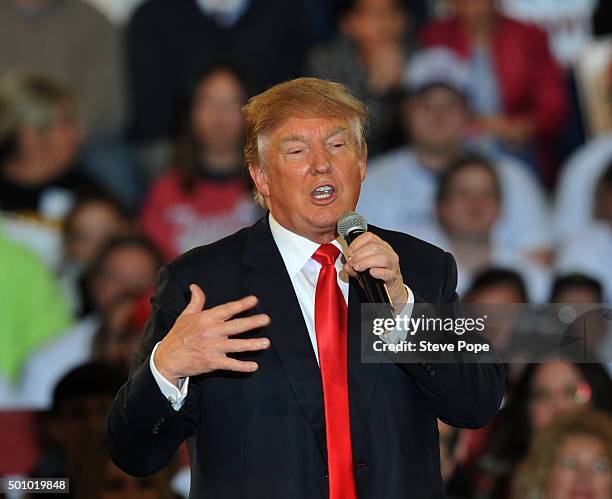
left=154, top=284, right=271, bottom=386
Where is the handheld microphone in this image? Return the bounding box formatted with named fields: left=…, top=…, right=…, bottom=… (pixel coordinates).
left=337, top=212, right=393, bottom=306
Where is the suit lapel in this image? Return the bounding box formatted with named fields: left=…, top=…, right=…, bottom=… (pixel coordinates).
left=241, top=217, right=327, bottom=463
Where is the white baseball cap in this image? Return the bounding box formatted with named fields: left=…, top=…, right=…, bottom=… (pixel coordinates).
left=403, top=47, right=470, bottom=97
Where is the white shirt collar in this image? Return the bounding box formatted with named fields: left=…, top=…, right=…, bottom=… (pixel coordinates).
left=268, top=212, right=344, bottom=277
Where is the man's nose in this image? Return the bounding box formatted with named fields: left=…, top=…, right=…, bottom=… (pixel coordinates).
left=309, top=147, right=332, bottom=173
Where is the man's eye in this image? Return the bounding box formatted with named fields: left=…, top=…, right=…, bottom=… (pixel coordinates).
left=287, top=149, right=303, bottom=155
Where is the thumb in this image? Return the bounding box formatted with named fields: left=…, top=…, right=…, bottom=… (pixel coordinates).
left=182, top=283, right=206, bottom=315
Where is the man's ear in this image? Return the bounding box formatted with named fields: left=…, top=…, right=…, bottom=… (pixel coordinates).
left=358, top=150, right=367, bottom=182
left=248, top=162, right=270, bottom=198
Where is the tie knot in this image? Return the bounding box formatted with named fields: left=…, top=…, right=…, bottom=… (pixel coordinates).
left=312, top=243, right=341, bottom=266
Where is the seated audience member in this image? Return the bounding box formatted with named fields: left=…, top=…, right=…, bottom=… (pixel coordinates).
left=0, top=0, right=124, bottom=141
left=29, top=362, right=125, bottom=485
left=462, top=267, right=533, bottom=392
left=511, top=410, right=612, bottom=499
left=126, top=0, right=310, bottom=144
left=475, top=361, right=612, bottom=498
left=357, top=48, right=552, bottom=262
left=420, top=0, right=566, bottom=180
left=60, top=192, right=131, bottom=316
left=557, top=162, right=612, bottom=302
left=139, top=64, right=260, bottom=260
left=307, top=0, right=412, bottom=154
left=427, top=155, right=551, bottom=301
left=71, top=436, right=176, bottom=499
left=551, top=274, right=612, bottom=373
left=19, top=236, right=163, bottom=409
left=0, top=232, right=72, bottom=408
left=0, top=2, right=137, bottom=210
left=0, top=72, right=103, bottom=225
left=462, top=267, right=528, bottom=304
left=555, top=143, right=612, bottom=242
left=551, top=273, right=604, bottom=304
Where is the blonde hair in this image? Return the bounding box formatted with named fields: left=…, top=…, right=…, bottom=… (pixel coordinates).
left=0, top=71, right=75, bottom=160
left=242, top=77, right=368, bottom=205
left=511, top=410, right=612, bottom=499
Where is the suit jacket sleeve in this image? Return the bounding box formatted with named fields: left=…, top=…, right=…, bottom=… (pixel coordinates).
left=107, top=264, right=199, bottom=477
left=399, top=251, right=505, bottom=429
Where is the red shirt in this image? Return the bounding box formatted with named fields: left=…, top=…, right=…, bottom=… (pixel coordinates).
left=139, top=169, right=260, bottom=261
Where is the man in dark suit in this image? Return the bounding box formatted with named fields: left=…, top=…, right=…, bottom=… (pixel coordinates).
left=107, top=78, right=504, bottom=498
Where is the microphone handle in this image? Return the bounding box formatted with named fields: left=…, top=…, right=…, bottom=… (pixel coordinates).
left=344, top=229, right=392, bottom=305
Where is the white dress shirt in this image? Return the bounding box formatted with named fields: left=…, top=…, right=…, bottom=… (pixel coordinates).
left=151, top=213, right=414, bottom=410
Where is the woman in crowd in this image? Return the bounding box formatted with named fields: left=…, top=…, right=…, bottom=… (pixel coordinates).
left=139, top=63, right=260, bottom=261
left=60, top=192, right=132, bottom=316
left=511, top=409, right=612, bottom=499
left=474, top=361, right=612, bottom=497
left=0, top=71, right=96, bottom=222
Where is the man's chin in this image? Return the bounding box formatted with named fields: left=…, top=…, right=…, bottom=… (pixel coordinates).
left=309, top=208, right=349, bottom=232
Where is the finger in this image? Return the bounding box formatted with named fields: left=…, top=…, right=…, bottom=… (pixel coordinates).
left=211, top=295, right=259, bottom=321
left=212, top=314, right=271, bottom=337
left=349, top=254, right=392, bottom=274
left=347, top=232, right=380, bottom=254
left=349, top=242, right=391, bottom=262
left=181, top=284, right=207, bottom=316
left=342, top=262, right=358, bottom=277
left=217, top=357, right=259, bottom=373
left=222, top=337, right=270, bottom=354
left=369, top=267, right=395, bottom=282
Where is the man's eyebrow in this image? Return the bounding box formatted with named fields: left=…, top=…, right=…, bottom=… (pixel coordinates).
left=279, top=134, right=307, bottom=144
left=278, top=126, right=350, bottom=145
left=325, top=126, right=349, bottom=139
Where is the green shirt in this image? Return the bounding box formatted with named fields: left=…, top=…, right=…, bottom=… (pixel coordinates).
left=0, top=233, right=73, bottom=384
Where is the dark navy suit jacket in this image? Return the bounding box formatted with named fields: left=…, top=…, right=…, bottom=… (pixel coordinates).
left=107, top=215, right=505, bottom=498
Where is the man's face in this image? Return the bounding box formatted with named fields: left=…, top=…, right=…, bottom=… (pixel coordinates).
left=92, top=247, right=158, bottom=312
left=249, top=116, right=366, bottom=242
left=403, top=87, right=468, bottom=154
left=437, top=164, right=501, bottom=239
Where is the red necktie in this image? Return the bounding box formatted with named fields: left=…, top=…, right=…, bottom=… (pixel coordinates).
left=312, top=244, right=357, bottom=499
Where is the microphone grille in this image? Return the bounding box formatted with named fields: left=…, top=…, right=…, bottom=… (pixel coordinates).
left=337, top=211, right=368, bottom=239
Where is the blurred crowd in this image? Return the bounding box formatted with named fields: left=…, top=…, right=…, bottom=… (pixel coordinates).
left=1, top=0, right=612, bottom=498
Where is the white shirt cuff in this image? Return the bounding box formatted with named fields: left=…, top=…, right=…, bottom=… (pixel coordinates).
left=380, top=284, right=414, bottom=345
left=150, top=342, right=189, bottom=411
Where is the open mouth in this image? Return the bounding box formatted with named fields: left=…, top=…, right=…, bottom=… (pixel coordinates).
left=312, top=184, right=335, bottom=201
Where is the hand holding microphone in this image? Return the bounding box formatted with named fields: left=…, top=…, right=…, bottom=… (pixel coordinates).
left=337, top=212, right=408, bottom=308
